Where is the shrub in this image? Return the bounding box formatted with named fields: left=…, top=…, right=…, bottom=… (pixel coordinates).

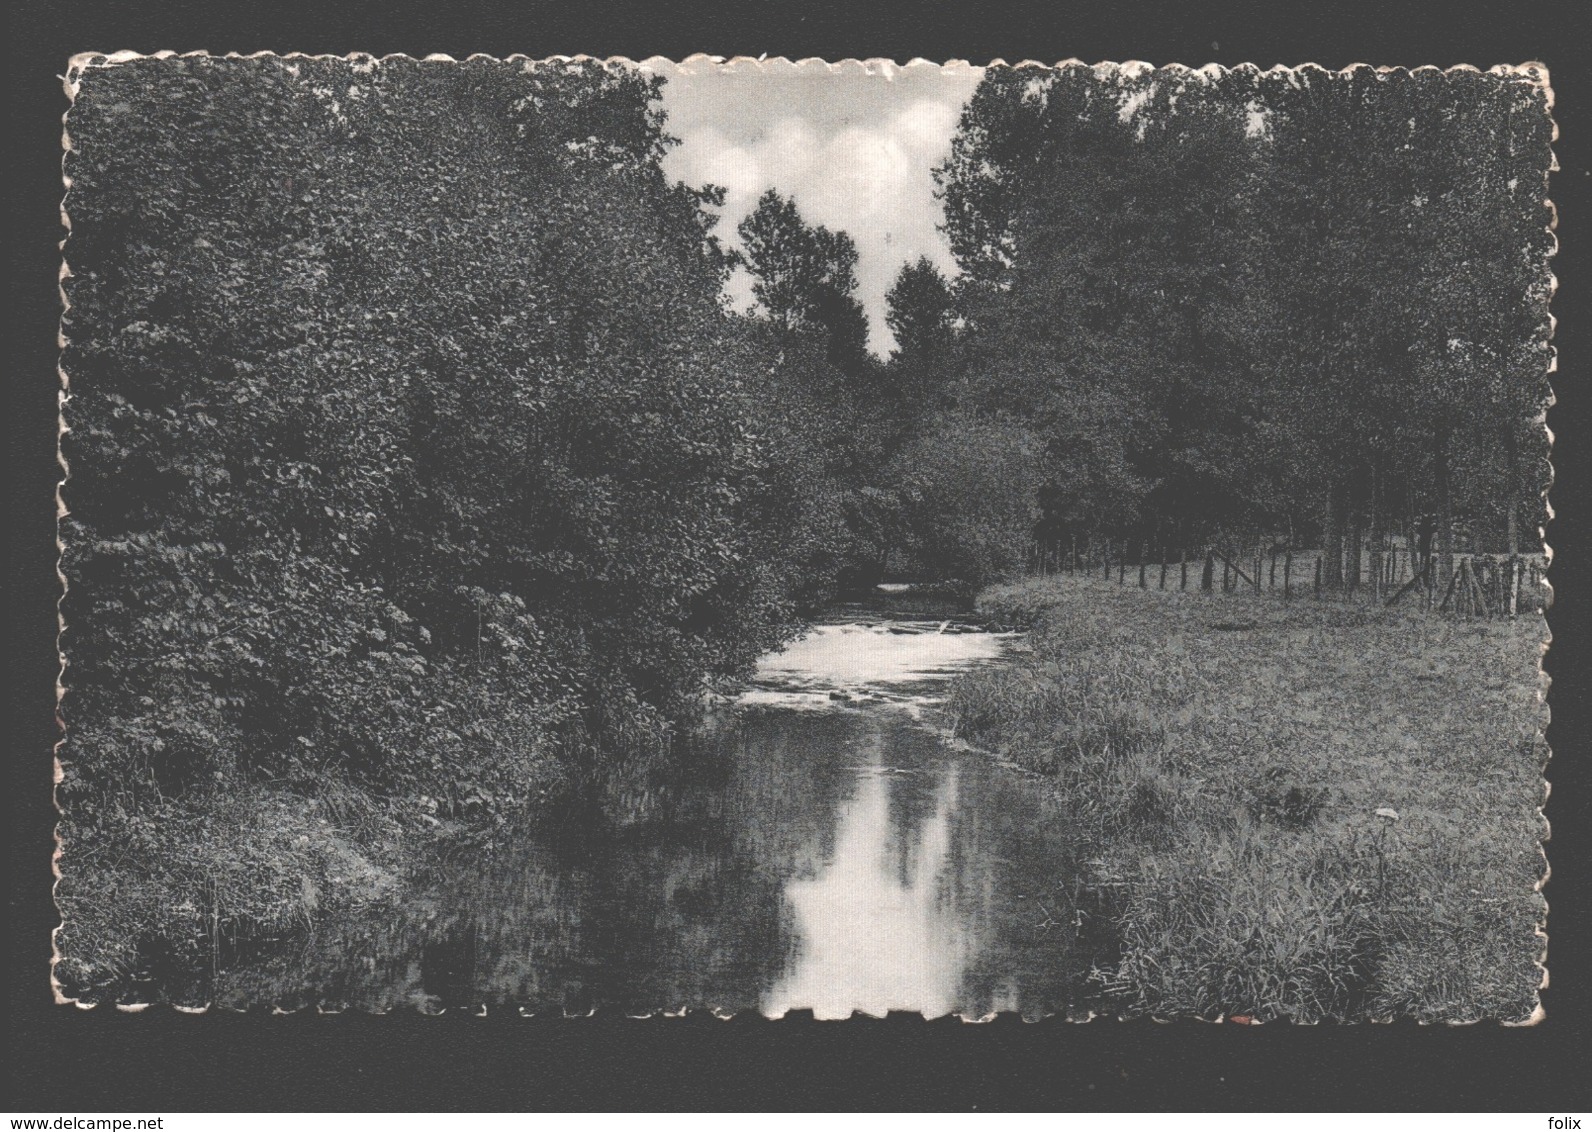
left=887, top=411, right=1041, bottom=595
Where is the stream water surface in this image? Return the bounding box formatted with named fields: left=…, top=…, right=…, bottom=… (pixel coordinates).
left=212, top=612, right=1101, bottom=1017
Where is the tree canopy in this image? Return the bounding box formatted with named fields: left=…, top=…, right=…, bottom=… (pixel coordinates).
left=61, top=57, right=849, bottom=822
left=931, top=64, right=1553, bottom=577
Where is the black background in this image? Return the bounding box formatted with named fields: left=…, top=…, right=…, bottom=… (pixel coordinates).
left=8, top=0, right=1589, bottom=1112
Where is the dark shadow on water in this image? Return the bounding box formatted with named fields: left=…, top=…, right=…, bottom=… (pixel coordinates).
left=125, top=622, right=1110, bottom=1016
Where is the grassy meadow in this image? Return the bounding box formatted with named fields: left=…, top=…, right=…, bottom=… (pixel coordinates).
left=948, top=573, right=1548, bottom=1022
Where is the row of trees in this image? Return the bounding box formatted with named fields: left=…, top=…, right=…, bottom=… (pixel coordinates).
left=872, top=64, right=1554, bottom=591
left=710, top=66, right=1553, bottom=601
left=726, top=189, right=1045, bottom=592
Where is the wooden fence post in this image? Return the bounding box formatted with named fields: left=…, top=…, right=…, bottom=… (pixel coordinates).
left=1159, top=552, right=1168, bottom=591
left=1180, top=549, right=1188, bottom=591
left=1465, top=557, right=1491, bottom=619
left=1437, top=561, right=1463, bottom=614
left=1119, top=542, right=1126, bottom=586
left=1284, top=548, right=1293, bottom=599
left=1202, top=550, right=1215, bottom=592
left=1138, top=542, right=1147, bottom=589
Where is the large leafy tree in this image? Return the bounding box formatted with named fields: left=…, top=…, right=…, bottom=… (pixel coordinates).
left=881, top=256, right=959, bottom=426
left=733, top=190, right=895, bottom=586
left=936, top=65, right=1280, bottom=541
left=60, top=55, right=815, bottom=833
left=735, top=189, right=877, bottom=392
left=737, top=189, right=864, bottom=346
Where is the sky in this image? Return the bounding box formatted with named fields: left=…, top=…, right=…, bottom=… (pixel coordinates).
left=645, top=58, right=985, bottom=356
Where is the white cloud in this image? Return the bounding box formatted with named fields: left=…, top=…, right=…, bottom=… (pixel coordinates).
left=654, top=60, right=983, bottom=355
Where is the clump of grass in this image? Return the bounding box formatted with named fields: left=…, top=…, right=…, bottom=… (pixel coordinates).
left=1119, top=778, right=1177, bottom=846
left=1251, top=770, right=1329, bottom=830
left=955, top=573, right=1547, bottom=1021
left=948, top=627, right=1195, bottom=775
left=1107, top=821, right=1383, bottom=1021
left=1363, top=815, right=1546, bottom=1022
left=54, top=779, right=408, bottom=1004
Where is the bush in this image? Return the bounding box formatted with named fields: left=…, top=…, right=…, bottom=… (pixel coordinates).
left=887, top=411, right=1041, bottom=594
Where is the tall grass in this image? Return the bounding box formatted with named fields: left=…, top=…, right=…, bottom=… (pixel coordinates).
left=54, top=782, right=407, bottom=1003
left=949, top=574, right=1547, bottom=1021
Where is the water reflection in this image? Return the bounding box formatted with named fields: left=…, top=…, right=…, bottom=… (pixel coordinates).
left=189, top=620, right=1103, bottom=1016
left=765, top=742, right=969, bottom=1019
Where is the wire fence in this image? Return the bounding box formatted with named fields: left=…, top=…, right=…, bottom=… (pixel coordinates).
left=1026, top=536, right=1548, bottom=618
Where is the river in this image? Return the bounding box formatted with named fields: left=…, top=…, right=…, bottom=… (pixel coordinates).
left=207, top=611, right=1105, bottom=1017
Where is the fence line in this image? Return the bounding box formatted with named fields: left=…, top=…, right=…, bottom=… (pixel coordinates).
left=1025, top=536, right=1546, bottom=619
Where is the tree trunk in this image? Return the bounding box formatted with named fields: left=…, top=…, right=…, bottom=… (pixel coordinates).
left=1504, top=423, right=1521, bottom=557
left=1434, top=425, right=1454, bottom=596
left=1364, top=463, right=1379, bottom=600
left=1321, top=477, right=1346, bottom=590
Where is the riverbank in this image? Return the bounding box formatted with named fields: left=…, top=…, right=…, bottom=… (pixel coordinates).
left=55, top=609, right=1031, bottom=1013
left=948, top=574, right=1547, bottom=1021
left=54, top=756, right=575, bottom=1005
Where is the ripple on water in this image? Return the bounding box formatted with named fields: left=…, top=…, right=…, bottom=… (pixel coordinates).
left=744, top=621, right=1017, bottom=709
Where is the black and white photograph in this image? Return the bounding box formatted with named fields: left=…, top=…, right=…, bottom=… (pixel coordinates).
left=53, top=52, right=1554, bottom=1024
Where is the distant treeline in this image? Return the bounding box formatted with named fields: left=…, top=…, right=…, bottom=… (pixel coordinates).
left=60, top=58, right=1553, bottom=846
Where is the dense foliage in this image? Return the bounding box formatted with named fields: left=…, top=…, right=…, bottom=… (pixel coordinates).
left=55, top=58, right=1555, bottom=997
left=886, top=411, right=1041, bottom=594
left=930, top=64, right=1554, bottom=583
left=60, top=60, right=1555, bottom=822
left=59, top=57, right=859, bottom=983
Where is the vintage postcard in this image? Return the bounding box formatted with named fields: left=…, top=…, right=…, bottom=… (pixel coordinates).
left=54, top=53, right=1554, bottom=1021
